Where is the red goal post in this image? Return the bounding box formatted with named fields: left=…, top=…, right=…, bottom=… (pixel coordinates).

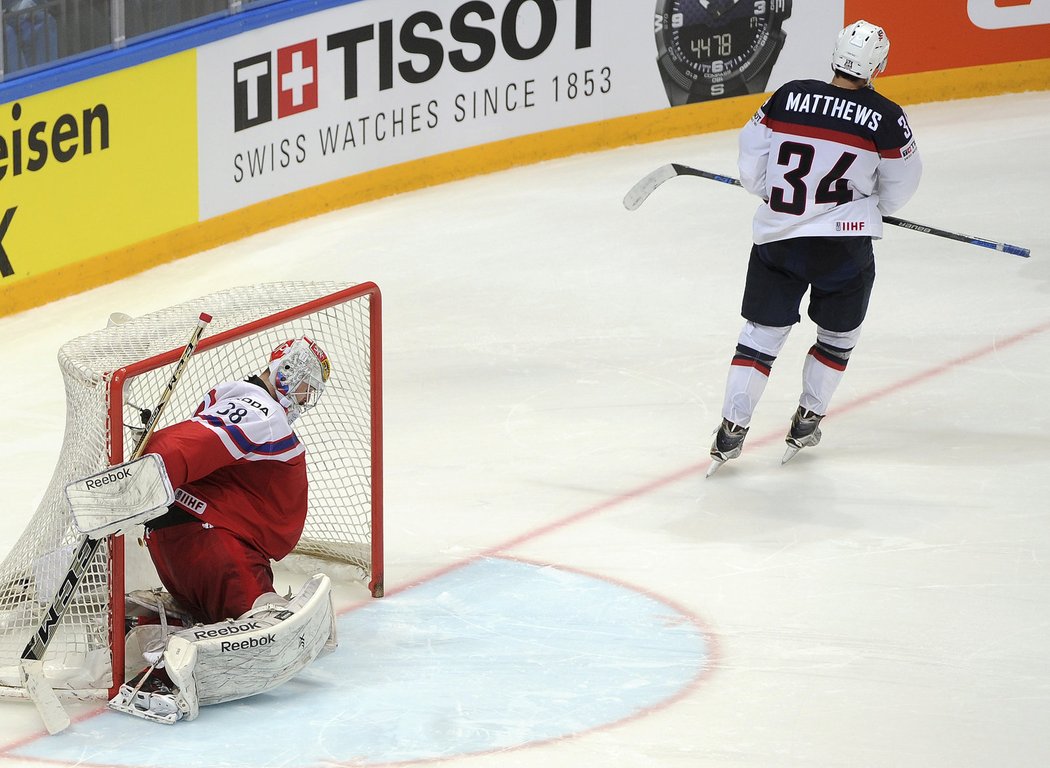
left=0, top=281, right=383, bottom=700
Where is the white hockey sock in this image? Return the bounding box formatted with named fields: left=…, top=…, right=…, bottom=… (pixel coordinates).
left=722, top=360, right=770, bottom=428
left=720, top=322, right=791, bottom=428
left=799, top=326, right=861, bottom=414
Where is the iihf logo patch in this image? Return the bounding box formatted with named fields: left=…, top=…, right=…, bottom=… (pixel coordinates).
left=837, top=221, right=866, bottom=232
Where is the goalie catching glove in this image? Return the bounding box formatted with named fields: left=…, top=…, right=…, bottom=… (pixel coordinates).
left=65, top=454, right=175, bottom=539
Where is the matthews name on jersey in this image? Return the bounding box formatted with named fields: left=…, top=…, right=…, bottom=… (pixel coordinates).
left=739, top=79, right=922, bottom=244
left=146, top=376, right=308, bottom=561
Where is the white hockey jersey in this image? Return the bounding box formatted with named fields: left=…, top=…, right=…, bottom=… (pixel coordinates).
left=738, top=79, right=922, bottom=244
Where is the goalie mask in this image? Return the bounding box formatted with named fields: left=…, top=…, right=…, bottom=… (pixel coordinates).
left=832, top=20, right=889, bottom=83
left=267, top=337, right=331, bottom=423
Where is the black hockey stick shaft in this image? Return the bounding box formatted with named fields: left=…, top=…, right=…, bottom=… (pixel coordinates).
left=878, top=215, right=1030, bottom=257
left=624, top=163, right=1031, bottom=258
left=21, top=538, right=104, bottom=662
left=21, top=312, right=212, bottom=663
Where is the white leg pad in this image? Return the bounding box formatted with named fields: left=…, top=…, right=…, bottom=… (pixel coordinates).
left=800, top=325, right=864, bottom=414
left=163, top=573, right=337, bottom=718
left=123, top=624, right=170, bottom=681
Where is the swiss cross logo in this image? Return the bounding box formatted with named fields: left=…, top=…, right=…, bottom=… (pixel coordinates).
left=233, top=40, right=318, bottom=132
left=277, top=41, right=318, bottom=117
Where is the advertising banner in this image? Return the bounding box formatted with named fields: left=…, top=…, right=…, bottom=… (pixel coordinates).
left=4, top=0, right=1046, bottom=314
left=0, top=54, right=197, bottom=294
left=196, top=0, right=842, bottom=220
left=846, top=0, right=1050, bottom=74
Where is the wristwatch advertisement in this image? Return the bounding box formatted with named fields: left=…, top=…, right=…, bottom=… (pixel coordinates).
left=655, top=0, right=793, bottom=106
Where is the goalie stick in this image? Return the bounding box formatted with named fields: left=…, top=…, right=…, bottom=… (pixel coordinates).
left=623, top=163, right=1032, bottom=258
left=20, top=312, right=212, bottom=734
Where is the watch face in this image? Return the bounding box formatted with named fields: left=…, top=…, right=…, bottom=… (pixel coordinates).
left=656, top=0, right=789, bottom=99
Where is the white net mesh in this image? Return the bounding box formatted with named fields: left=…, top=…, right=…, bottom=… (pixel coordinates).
left=0, top=281, right=381, bottom=697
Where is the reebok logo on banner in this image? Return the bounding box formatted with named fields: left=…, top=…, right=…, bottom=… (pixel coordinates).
left=234, top=40, right=318, bottom=132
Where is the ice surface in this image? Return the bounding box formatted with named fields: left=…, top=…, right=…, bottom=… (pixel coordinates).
left=2, top=91, right=1048, bottom=768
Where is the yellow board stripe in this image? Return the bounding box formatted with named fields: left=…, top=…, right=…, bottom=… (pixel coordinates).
left=3, top=57, right=1048, bottom=318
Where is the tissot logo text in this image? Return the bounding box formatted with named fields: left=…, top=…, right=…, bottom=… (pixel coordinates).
left=231, top=0, right=593, bottom=132
left=234, top=40, right=319, bottom=132
left=328, top=0, right=592, bottom=100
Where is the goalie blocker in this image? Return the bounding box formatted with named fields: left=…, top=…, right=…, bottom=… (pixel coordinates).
left=65, top=454, right=175, bottom=539
left=110, top=573, right=337, bottom=724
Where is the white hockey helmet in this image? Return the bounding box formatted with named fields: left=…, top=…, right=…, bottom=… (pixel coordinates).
left=832, top=20, right=890, bottom=83
left=267, top=336, right=331, bottom=422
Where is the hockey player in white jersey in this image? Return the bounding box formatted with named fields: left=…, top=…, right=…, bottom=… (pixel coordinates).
left=707, top=20, right=922, bottom=475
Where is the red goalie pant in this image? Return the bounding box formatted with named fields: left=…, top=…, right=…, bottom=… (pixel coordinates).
left=145, top=520, right=275, bottom=625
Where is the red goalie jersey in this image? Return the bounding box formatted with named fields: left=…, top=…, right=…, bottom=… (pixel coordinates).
left=146, top=376, right=308, bottom=562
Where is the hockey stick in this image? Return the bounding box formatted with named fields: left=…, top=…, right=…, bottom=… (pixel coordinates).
left=20, top=312, right=212, bottom=734
left=623, top=163, right=1032, bottom=258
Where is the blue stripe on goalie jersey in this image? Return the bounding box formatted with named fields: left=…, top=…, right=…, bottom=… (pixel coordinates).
left=198, top=413, right=301, bottom=456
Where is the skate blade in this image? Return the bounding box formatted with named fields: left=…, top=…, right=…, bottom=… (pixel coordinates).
left=107, top=697, right=181, bottom=725
left=781, top=443, right=803, bottom=465
left=706, top=458, right=727, bottom=477
left=107, top=687, right=182, bottom=725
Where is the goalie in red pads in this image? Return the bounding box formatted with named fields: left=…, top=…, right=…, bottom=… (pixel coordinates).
left=143, top=336, right=330, bottom=624
left=107, top=336, right=338, bottom=723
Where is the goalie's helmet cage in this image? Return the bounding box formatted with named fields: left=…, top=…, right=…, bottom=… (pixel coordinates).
left=268, top=336, right=332, bottom=423
left=832, top=20, right=890, bottom=83
left=0, top=282, right=383, bottom=701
